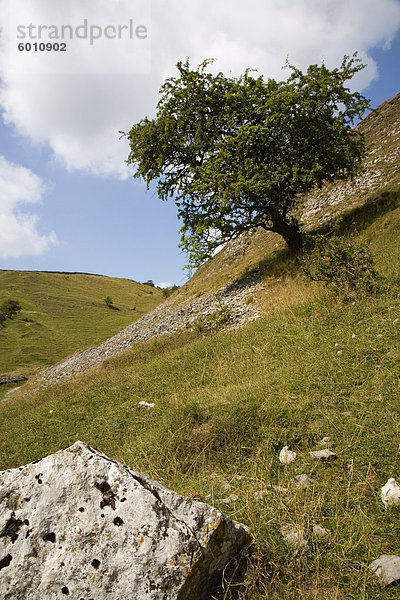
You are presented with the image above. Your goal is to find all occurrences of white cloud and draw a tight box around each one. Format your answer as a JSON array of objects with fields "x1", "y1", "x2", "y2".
[
  {"x1": 0, "y1": 0, "x2": 399, "y2": 177},
  {"x1": 156, "y1": 281, "x2": 173, "y2": 288},
  {"x1": 0, "y1": 156, "x2": 56, "y2": 258}
]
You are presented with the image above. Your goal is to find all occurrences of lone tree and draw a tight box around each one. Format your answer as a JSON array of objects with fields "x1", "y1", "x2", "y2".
[
  {"x1": 123, "y1": 55, "x2": 369, "y2": 266},
  {"x1": 0, "y1": 299, "x2": 22, "y2": 319}
]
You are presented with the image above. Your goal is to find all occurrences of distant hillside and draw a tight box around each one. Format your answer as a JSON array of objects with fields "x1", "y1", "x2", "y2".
[{"x1": 0, "y1": 271, "x2": 163, "y2": 377}]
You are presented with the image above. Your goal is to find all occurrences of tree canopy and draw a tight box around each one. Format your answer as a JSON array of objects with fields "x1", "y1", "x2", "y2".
[
  {"x1": 123, "y1": 55, "x2": 370, "y2": 266},
  {"x1": 1, "y1": 299, "x2": 22, "y2": 319}
]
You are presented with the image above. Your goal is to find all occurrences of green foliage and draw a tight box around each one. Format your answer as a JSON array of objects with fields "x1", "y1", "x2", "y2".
[
  {"x1": 104, "y1": 295, "x2": 114, "y2": 308},
  {"x1": 124, "y1": 54, "x2": 370, "y2": 266},
  {"x1": 1, "y1": 298, "x2": 22, "y2": 319},
  {"x1": 302, "y1": 235, "x2": 381, "y2": 298},
  {"x1": 143, "y1": 279, "x2": 155, "y2": 287},
  {"x1": 162, "y1": 285, "x2": 179, "y2": 299}
]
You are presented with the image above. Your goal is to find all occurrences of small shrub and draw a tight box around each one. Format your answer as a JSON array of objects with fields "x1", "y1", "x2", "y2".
[
  {"x1": 302, "y1": 235, "x2": 380, "y2": 299},
  {"x1": 192, "y1": 305, "x2": 232, "y2": 334},
  {"x1": 104, "y1": 296, "x2": 113, "y2": 308},
  {"x1": 0, "y1": 299, "x2": 22, "y2": 319}
]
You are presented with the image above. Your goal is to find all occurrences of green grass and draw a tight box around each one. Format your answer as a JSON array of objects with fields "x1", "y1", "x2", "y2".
[
  {"x1": 0, "y1": 271, "x2": 163, "y2": 378},
  {"x1": 1, "y1": 96, "x2": 400, "y2": 600},
  {"x1": 1, "y1": 198, "x2": 400, "y2": 598}
]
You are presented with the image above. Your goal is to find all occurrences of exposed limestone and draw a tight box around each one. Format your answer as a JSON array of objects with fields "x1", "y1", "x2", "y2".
[
  {"x1": 279, "y1": 446, "x2": 297, "y2": 464},
  {"x1": 280, "y1": 525, "x2": 309, "y2": 550},
  {"x1": 380, "y1": 477, "x2": 400, "y2": 507},
  {"x1": 308, "y1": 449, "x2": 336, "y2": 460},
  {"x1": 34, "y1": 270, "x2": 263, "y2": 391},
  {"x1": 300, "y1": 94, "x2": 400, "y2": 227},
  {"x1": 369, "y1": 555, "x2": 400, "y2": 587},
  {"x1": 0, "y1": 442, "x2": 250, "y2": 600}
]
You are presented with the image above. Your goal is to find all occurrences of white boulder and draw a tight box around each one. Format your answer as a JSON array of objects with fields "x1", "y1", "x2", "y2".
[
  {"x1": 380, "y1": 478, "x2": 400, "y2": 507},
  {"x1": 0, "y1": 441, "x2": 250, "y2": 600}
]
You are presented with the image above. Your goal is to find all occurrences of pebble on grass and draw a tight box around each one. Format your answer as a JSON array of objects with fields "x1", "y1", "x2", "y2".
[
  {"x1": 280, "y1": 525, "x2": 309, "y2": 550},
  {"x1": 380, "y1": 478, "x2": 400, "y2": 507},
  {"x1": 309, "y1": 449, "x2": 336, "y2": 460},
  {"x1": 279, "y1": 446, "x2": 297, "y2": 464}
]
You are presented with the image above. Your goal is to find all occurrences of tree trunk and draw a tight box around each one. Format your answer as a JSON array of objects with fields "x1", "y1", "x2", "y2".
[{"x1": 268, "y1": 208, "x2": 303, "y2": 252}]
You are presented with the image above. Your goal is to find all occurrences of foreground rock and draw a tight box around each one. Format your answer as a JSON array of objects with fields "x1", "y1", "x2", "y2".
[
  {"x1": 0, "y1": 442, "x2": 250, "y2": 600},
  {"x1": 369, "y1": 555, "x2": 400, "y2": 587}
]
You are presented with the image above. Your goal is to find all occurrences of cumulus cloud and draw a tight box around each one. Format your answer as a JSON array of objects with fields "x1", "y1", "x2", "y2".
[
  {"x1": 0, "y1": 0, "x2": 399, "y2": 177},
  {"x1": 0, "y1": 156, "x2": 56, "y2": 258},
  {"x1": 156, "y1": 281, "x2": 173, "y2": 289}
]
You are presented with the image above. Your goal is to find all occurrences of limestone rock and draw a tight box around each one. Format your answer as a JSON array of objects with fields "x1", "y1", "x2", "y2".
[
  {"x1": 280, "y1": 525, "x2": 309, "y2": 550},
  {"x1": 292, "y1": 474, "x2": 315, "y2": 489},
  {"x1": 309, "y1": 449, "x2": 336, "y2": 460},
  {"x1": 0, "y1": 442, "x2": 250, "y2": 600},
  {"x1": 369, "y1": 555, "x2": 400, "y2": 587},
  {"x1": 279, "y1": 446, "x2": 297, "y2": 464},
  {"x1": 254, "y1": 485, "x2": 288, "y2": 500},
  {"x1": 312, "y1": 524, "x2": 330, "y2": 539},
  {"x1": 381, "y1": 478, "x2": 400, "y2": 507},
  {"x1": 317, "y1": 436, "x2": 331, "y2": 446},
  {"x1": 138, "y1": 401, "x2": 155, "y2": 409}
]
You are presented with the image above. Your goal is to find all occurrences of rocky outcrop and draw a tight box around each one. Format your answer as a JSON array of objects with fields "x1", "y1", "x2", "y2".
[
  {"x1": 301, "y1": 93, "x2": 400, "y2": 225},
  {"x1": 0, "y1": 441, "x2": 250, "y2": 600}
]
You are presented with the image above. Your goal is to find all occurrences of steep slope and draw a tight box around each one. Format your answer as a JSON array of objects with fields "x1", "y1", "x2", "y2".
[
  {"x1": 0, "y1": 271, "x2": 162, "y2": 378},
  {"x1": 2, "y1": 204, "x2": 400, "y2": 598},
  {"x1": 31, "y1": 92, "x2": 400, "y2": 390},
  {"x1": 1, "y1": 94, "x2": 400, "y2": 600},
  {"x1": 176, "y1": 92, "x2": 400, "y2": 301}
]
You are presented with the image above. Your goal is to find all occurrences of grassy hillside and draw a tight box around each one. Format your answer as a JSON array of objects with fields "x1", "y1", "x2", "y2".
[
  {"x1": 1, "y1": 95, "x2": 400, "y2": 598},
  {"x1": 0, "y1": 271, "x2": 162, "y2": 378},
  {"x1": 1, "y1": 192, "x2": 400, "y2": 598}
]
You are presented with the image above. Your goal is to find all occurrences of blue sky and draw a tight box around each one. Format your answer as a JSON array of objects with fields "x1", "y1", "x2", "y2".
[{"x1": 0, "y1": 0, "x2": 400, "y2": 287}]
